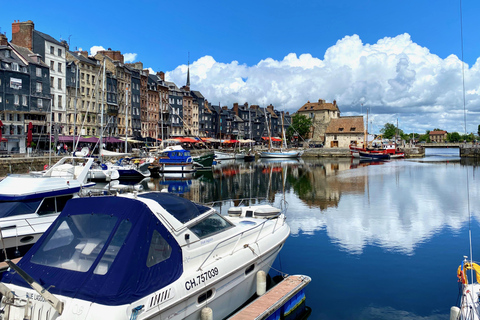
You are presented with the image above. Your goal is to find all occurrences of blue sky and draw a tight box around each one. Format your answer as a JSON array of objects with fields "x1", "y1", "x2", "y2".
[{"x1": 2, "y1": 0, "x2": 480, "y2": 134}]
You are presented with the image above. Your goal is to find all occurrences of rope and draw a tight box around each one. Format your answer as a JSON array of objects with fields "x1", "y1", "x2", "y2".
[{"x1": 129, "y1": 305, "x2": 144, "y2": 320}]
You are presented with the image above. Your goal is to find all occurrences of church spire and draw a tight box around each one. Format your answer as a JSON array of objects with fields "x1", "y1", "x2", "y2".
[{"x1": 186, "y1": 52, "x2": 190, "y2": 87}]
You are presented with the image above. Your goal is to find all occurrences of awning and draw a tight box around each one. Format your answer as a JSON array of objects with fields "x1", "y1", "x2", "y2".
[
  {"x1": 119, "y1": 137, "x2": 143, "y2": 143},
  {"x1": 173, "y1": 137, "x2": 198, "y2": 143}
]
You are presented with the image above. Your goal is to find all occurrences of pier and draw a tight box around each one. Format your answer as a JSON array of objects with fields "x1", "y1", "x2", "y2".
[{"x1": 228, "y1": 275, "x2": 311, "y2": 320}]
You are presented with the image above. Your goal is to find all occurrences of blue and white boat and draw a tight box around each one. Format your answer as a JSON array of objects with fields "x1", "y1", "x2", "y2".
[
  {"x1": 0, "y1": 192, "x2": 290, "y2": 320},
  {"x1": 153, "y1": 145, "x2": 196, "y2": 173},
  {"x1": 0, "y1": 156, "x2": 94, "y2": 257}
]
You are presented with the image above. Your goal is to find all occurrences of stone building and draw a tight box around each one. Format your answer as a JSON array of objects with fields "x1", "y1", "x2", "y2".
[
  {"x1": 324, "y1": 116, "x2": 364, "y2": 148},
  {"x1": 429, "y1": 130, "x2": 447, "y2": 143},
  {"x1": 296, "y1": 99, "x2": 340, "y2": 144},
  {"x1": 66, "y1": 51, "x2": 100, "y2": 137}
]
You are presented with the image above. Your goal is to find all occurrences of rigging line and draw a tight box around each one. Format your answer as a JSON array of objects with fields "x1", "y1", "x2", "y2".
[{"x1": 459, "y1": 0, "x2": 474, "y2": 290}]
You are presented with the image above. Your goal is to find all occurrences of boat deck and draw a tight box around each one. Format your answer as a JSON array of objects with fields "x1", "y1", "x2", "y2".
[{"x1": 228, "y1": 275, "x2": 310, "y2": 320}]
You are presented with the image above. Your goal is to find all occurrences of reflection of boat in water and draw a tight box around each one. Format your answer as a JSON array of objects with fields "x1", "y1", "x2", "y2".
[
  {"x1": 158, "y1": 172, "x2": 194, "y2": 194},
  {"x1": 0, "y1": 192, "x2": 290, "y2": 320},
  {"x1": 257, "y1": 158, "x2": 304, "y2": 165}
]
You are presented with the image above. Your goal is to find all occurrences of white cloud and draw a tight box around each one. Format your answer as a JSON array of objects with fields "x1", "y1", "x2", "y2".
[
  {"x1": 147, "y1": 67, "x2": 155, "y2": 75},
  {"x1": 165, "y1": 33, "x2": 480, "y2": 134},
  {"x1": 89, "y1": 45, "x2": 106, "y2": 56},
  {"x1": 124, "y1": 53, "x2": 137, "y2": 63}
]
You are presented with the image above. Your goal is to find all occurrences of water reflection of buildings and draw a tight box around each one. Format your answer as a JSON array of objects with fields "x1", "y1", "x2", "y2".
[{"x1": 296, "y1": 159, "x2": 368, "y2": 211}]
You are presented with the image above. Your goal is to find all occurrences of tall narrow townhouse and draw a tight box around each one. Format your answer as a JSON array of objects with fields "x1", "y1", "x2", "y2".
[
  {"x1": 147, "y1": 74, "x2": 160, "y2": 139},
  {"x1": 0, "y1": 34, "x2": 51, "y2": 153},
  {"x1": 126, "y1": 66, "x2": 141, "y2": 138},
  {"x1": 126, "y1": 62, "x2": 146, "y2": 138},
  {"x1": 95, "y1": 50, "x2": 131, "y2": 137},
  {"x1": 66, "y1": 51, "x2": 100, "y2": 137},
  {"x1": 165, "y1": 81, "x2": 183, "y2": 137},
  {"x1": 156, "y1": 72, "x2": 170, "y2": 139},
  {"x1": 11, "y1": 20, "x2": 68, "y2": 135}
]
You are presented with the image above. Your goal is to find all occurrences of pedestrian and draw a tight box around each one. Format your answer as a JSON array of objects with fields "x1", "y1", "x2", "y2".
[{"x1": 57, "y1": 144, "x2": 61, "y2": 155}]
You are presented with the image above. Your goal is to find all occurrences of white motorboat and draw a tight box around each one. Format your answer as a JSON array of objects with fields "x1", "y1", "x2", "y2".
[
  {"x1": 215, "y1": 151, "x2": 244, "y2": 160},
  {"x1": 0, "y1": 157, "x2": 94, "y2": 257},
  {"x1": 0, "y1": 192, "x2": 290, "y2": 320},
  {"x1": 259, "y1": 150, "x2": 303, "y2": 158}
]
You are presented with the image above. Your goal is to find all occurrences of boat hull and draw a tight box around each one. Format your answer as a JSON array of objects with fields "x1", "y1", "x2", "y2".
[{"x1": 260, "y1": 151, "x2": 301, "y2": 158}]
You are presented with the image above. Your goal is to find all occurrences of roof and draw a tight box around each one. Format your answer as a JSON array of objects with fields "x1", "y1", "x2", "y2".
[
  {"x1": 10, "y1": 44, "x2": 48, "y2": 67},
  {"x1": 297, "y1": 99, "x2": 339, "y2": 113},
  {"x1": 67, "y1": 51, "x2": 97, "y2": 65},
  {"x1": 191, "y1": 91, "x2": 204, "y2": 99},
  {"x1": 33, "y1": 30, "x2": 64, "y2": 47},
  {"x1": 429, "y1": 130, "x2": 447, "y2": 135},
  {"x1": 325, "y1": 116, "x2": 364, "y2": 134}
]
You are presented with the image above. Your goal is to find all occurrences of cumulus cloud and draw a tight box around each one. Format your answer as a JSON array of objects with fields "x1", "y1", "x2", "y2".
[
  {"x1": 147, "y1": 67, "x2": 156, "y2": 75},
  {"x1": 166, "y1": 33, "x2": 480, "y2": 133},
  {"x1": 89, "y1": 45, "x2": 106, "y2": 56},
  {"x1": 124, "y1": 53, "x2": 137, "y2": 63}
]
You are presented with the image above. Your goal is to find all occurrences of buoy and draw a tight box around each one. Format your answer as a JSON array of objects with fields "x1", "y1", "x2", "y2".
[
  {"x1": 200, "y1": 307, "x2": 213, "y2": 320},
  {"x1": 450, "y1": 306, "x2": 460, "y2": 320},
  {"x1": 257, "y1": 270, "x2": 267, "y2": 296}
]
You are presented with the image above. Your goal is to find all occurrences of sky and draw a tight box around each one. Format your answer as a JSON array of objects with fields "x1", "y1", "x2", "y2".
[{"x1": 2, "y1": 0, "x2": 480, "y2": 135}]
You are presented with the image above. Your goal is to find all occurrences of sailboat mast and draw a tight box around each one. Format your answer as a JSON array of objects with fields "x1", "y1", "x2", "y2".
[
  {"x1": 100, "y1": 60, "x2": 105, "y2": 161},
  {"x1": 73, "y1": 63, "x2": 78, "y2": 152},
  {"x1": 125, "y1": 85, "x2": 129, "y2": 153}
]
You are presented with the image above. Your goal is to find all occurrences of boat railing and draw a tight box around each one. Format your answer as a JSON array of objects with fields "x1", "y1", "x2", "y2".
[
  {"x1": 204, "y1": 197, "x2": 268, "y2": 214},
  {"x1": 197, "y1": 203, "x2": 287, "y2": 272}
]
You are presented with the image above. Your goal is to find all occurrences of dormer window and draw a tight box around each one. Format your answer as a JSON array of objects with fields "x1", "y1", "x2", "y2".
[
  {"x1": 12, "y1": 63, "x2": 19, "y2": 71},
  {"x1": 5, "y1": 50, "x2": 10, "y2": 58},
  {"x1": 338, "y1": 128, "x2": 344, "y2": 132},
  {"x1": 350, "y1": 127, "x2": 356, "y2": 131}
]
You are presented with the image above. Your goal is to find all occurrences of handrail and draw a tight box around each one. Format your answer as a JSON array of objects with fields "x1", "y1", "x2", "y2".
[{"x1": 196, "y1": 210, "x2": 286, "y2": 272}]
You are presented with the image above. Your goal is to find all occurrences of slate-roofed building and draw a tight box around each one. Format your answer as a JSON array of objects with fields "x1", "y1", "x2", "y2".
[
  {"x1": 10, "y1": 42, "x2": 51, "y2": 150},
  {"x1": 11, "y1": 20, "x2": 69, "y2": 135},
  {"x1": 296, "y1": 99, "x2": 340, "y2": 144},
  {"x1": 166, "y1": 81, "x2": 183, "y2": 137},
  {"x1": 324, "y1": 116, "x2": 364, "y2": 148}
]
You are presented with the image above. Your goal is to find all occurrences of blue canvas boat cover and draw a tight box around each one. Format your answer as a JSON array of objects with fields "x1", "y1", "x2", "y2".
[{"x1": 1, "y1": 193, "x2": 185, "y2": 306}]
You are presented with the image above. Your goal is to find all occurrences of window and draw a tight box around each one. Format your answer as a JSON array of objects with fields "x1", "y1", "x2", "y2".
[
  {"x1": 31, "y1": 214, "x2": 119, "y2": 272},
  {"x1": 14, "y1": 95, "x2": 19, "y2": 105},
  {"x1": 51, "y1": 94, "x2": 55, "y2": 107},
  {"x1": 50, "y1": 61, "x2": 54, "y2": 71},
  {"x1": 58, "y1": 96, "x2": 62, "y2": 108},
  {"x1": 36, "y1": 67, "x2": 42, "y2": 77},
  {"x1": 189, "y1": 213, "x2": 233, "y2": 239},
  {"x1": 5, "y1": 50, "x2": 10, "y2": 58},
  {"x1": 22, "y1": 95, "x2": 27, "y2": 106},
  {"x1": 94, "y1": 220, "x2": 131, "y2": 275},
  {"x1": 58, "y1": 48, "x2": 62, "y2": 57},
  {"x1": 50, "y1": 46, "x2": 54, "y2": 54},
  {"x1": 146, "y1": 230, "x2": 172, "y2": 267},
  {"x1": 12, "y1": 63, "x2": 19, "y2": 71},
  {"x1": 87, "y1": 74, "x2": 90, "y2": 83},
  {"x1": 38, "y1": 99, "x2": 43, "y2": 108},
  {"x1": 58, "y1": 78, "x2": 62, "y2": 89},
  {"x1": 57, "y1": 62, "x2": 62, "y2": 73}
]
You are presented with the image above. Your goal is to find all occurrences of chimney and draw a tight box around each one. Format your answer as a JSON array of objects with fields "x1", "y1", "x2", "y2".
[
  {"x1": 98, "y1": 49, "x2": 124, "y2": 63},
  {"x1": 267, "y1": 104, "x2": 274, "y2": 111},
  {"x1": 333, "y1": 100, "x2": 337, "y2": 106},
  {"x1": 61, "y1": 39, "x2": 69, "y2": 51},
  {"x1": 318, "y1": 99, "x2": 325, "y2": 104},
  {"x1": 76, "y1": 50, "x2": 88, "y2": 58},
  {"x1": 157, "y1": 71, "x2": 165, "y2": 81},
  {"x1": 0, "y1": 34, "x2": 8, "y2": 46},
  {"x1": 11, "y1": 20, "x2": 34, "y2": 50}
]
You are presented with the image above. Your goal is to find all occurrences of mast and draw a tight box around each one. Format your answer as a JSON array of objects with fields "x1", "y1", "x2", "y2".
[
  {"x1": 100, "y1": 59, "x2": 105, "y2": 161},
  {"x1": 125, "y1": 84, "x2": 129, "y2": 153},
  {"x1": 73, "y1": 62, "x2": 78, "y2": 153},
  {"x1": 264, "y1": 108, "x2": 272, "y2": 150}
]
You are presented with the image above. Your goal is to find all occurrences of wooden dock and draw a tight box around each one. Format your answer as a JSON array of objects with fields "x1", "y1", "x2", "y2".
[{"x1": 228, "y1": 275, "x2": 311, "y2": 320}]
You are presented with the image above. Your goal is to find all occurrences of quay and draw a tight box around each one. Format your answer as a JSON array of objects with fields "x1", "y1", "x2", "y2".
[{"x1": 228, "y1": 275, "x2": 311, "y2": 320}]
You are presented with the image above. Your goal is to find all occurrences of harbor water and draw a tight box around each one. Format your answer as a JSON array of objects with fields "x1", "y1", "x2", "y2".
[{"x1": 139, "y1": 147, "x2": 478, "y2": 320}]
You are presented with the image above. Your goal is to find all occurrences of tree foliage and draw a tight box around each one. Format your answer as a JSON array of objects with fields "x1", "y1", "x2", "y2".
[
  {"x1": 286, "y1": 114, "x2": 312, "y2": 140},
  {"x1": 380, "y1": 123, "x2": 403, "y2": 139},
  {"x1": 448, "y1": 132, "x2": 461, "y2": 142}
]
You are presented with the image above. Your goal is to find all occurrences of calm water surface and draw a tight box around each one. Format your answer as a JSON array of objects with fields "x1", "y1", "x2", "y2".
[{"x1": 144, "y1": 147, "x2": 479, "y2": 320}]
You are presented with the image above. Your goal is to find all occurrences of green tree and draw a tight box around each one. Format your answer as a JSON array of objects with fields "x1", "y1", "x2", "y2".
[
  {"x1": 448, "y1": 132, "x2": 461, "y2": 142},
  {"x1": 477, "y1": 125, "x2": 480, "y2": 137},
  {"x1": 286, "y1": 114, "x2": 312, "y2": 140},
  {"x1": 380, "y1": 123, "x2": 404, "y2": 139}
]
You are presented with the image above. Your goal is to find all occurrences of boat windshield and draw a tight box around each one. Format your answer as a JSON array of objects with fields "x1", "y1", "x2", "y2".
[
  {"x1": 31, "y1": 213, "x2": 130, "y2": 274},
  {"x1": 189, "y1": 213, "x2": 233, "y2": 239}
]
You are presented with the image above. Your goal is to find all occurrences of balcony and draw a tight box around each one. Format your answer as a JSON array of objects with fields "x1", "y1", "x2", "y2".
[{"x1": 107, "y1": 106, "x2": 119, "y2": 116}]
